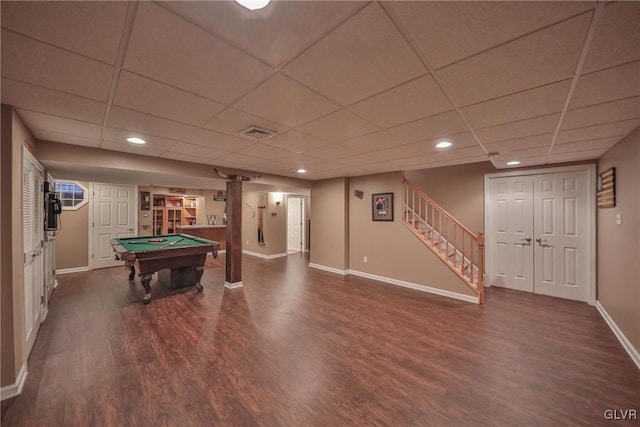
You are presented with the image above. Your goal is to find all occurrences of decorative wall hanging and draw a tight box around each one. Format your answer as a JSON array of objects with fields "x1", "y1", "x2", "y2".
[
  {"x1": 372, "y1": 192, "x2": 394, "y2": 221},
  {"x1": 597, "y1": 167, "x2": 615, "y2": 208}
]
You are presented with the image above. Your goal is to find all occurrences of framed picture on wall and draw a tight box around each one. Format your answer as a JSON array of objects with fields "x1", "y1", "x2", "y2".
[
  {"x1": 372, "y1": 192, "x2": 393, "y2": 221},
  {"x1": 140, "y1": 191, "x2": 151, "y2": 210}
]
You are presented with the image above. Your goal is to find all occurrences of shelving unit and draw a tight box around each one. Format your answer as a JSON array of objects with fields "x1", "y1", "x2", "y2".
[{"x1": 152, "y1": 195, "x2": 197, "y2": 234}]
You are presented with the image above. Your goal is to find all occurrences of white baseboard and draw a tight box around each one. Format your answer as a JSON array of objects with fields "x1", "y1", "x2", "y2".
[
  {"x1": 348, "y1": 269, "x2": 479, "y2": 304},
  {"x1": 0, "y1": 362, "x2": 27, "y2": 401},
  {"x1": 242, "y1": 250, "x2": 288, "y2": 259},
  {"x1": 224, "y1": 281, "x2": 243, "y2": 289},
  {"x1": 308, "y1": 263, "x2": 348, "y2": 275},
  {"x1": 596, "y1": 301, "x2": 640, "y2": 371},
  {"x1": 56, "y1": 266, "x2": 89, "y2": 275}
]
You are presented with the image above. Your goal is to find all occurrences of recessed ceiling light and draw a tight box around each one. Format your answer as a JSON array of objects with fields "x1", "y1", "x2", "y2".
[
  {"x1": 127, "y1": 137, "x2": 146, "y2": 145},
  {"x1": 435, "y1": 140, "x2": 452, "y2": 149},
  {"x1": 235, "y1": 0, "x2": 270, "y2": 10},
  {"x1": 507, "y1": 160, "x2": 521, "y2": 166},
  {"x1": 297, "y1": 168, "x2": 307, "y2": 174}
]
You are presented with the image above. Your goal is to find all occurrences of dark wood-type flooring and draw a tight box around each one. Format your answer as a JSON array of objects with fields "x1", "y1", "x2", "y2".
[{"x1": 2, "y1": 253, "x2": 639, "y2": 426}]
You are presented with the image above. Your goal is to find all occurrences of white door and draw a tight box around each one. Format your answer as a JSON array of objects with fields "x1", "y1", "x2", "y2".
[
  {"x1": 23, "y1": 150, "x2": 45, "y2": 356},
  {"x1": 91, "y1": 183, "x2": 136, "y2": 269},
  {"x1": 287, "y1": 197, "x2": 303, "y2": 253},
  {"x1": 485, "y1": 166, "x2": 594, "y2": 303}
]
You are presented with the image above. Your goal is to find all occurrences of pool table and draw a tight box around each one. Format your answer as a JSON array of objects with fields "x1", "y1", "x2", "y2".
[{"x1": 111, "y1": 234, "x2": 219, "y2": 304}]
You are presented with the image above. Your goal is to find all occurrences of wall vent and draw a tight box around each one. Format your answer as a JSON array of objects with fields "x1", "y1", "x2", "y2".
[{"x1": 239, "y1": 126, "x2": 277, "y2": 140}]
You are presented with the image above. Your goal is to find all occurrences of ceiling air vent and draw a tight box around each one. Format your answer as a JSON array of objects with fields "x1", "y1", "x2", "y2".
[{"x1": 239, "y1": 126, "x2": 277, "y2": 141}]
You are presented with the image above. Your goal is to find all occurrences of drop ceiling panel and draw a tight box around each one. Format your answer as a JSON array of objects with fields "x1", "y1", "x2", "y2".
[
  {"x1": 265, "y1": 131, "x2": 331, "y2": 154},
  {"x1": 348, "y1": 75, "x2": 453, "y2": 128},
  {"x1": 581, "y1": 1, "x2": 640, "y2": 73},
  {"x1": 386, "y1": 111, "x2": 468, "y2": 144},
  {"x1": 556, "y1": 119, "x2": 640, "y2": 145},
  {"x1": 437, "y1": 14, "x2": 590, "y2": 107},
  {"x1": 496, "y1": 146, "x2": 549, "y2": 161},
  {"x1": 123, "y1": 2, "x2": 274, "y2": 104},
  {"x1": 107, "y1": 106, "x2": 195, "y2": 140},
  {"x1": 384, "y1": 1, "x2": 594, "y2": 69},
  {"x1": 160, "y1": 1, "x2": 365, "y2": 68},
  {"x1": 551, "y1": 136, "x2": 621, "y2": 154},
  {"x1": 295, "y1": 109, "x2": 378, "y2": 143},
  {"x1": 102, "y1": 127, "x2": 178, "y2": 152},
  {"x1": 304, "y1": 142, "x2": 362, "y2": 161},
  {"x1": 166, "y1": 142, "x2": 229, "y2": 160},
  {"x1": 413, "y1": 132, "x2": 479, "y2": 154},
  {"x1": 548, "y1": 149, "x2": 607, "y2": 163},
  {"x1": 1, "y1": 30, "x2": 114, "y2": 101},
  {"x1": 101, "y1": 141, "x2": 166, "y2": 157},
  {"x1": 475, "y1": 114, "x2": 560, "y2": 143},
  {"x1": 211, "y1": 152, "x2": 265, "y2": 169},
  {"x1": 484, "y1": 134, "x2": 553, "y2": 154},
  {"x1": 562, "y1": 97, "x2": 640, "y2": 130},
  {"x1": 17, "y1": 109, "x2": 102, "y2": 139},
  {"x1": 113, "y1": 72, "x2": 226, "y2": 126},
  {"x1": 31, "y1": 131, "x2": 99, "y2": 148},
  {"x1": 367, "y1": 144, "x2": 424, "y2": 161},
  {"x1": 1, "y1": 78, "x2": 106, "y2": 124},
  {"x1": 461, "y1": 80, "x2": 571, "y2": 129},
  {"x1": 282, "y1": 2, "x2": 426, "y2": 105},
  {"x1": 570, "y1": 61, "x2": 640, "y2": 109},
  {"x1": 234, "y1": 73, "x2": 339, "y2": 128},
  {"x1": 339, "y1": 130, "x2": 404, "y2": 152},
  {"x1": 0, "y1": 1, "x2": 128, "y2": 64},
  {"x1": 183, "y1": 128, "x2": 254, "y2": 152},
  {"x1": 203, "y1": 108, "x2": 288, "y2": 138},
  {"x1": 235, "y1": 142, "x2": 295, "y2": 161}
]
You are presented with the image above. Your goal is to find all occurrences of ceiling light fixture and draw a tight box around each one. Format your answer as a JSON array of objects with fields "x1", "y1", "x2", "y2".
[
  {"x1": 297, "y1": 168, "x2": 307, "y2": 174},
  {"x1": 127, "y1": 137, "x2": 146, "y2": 145},
  {"x1": 507, "y1": 160, "x2": 521, "y2": 166},
  {"x1": 234, "y1": 0, "x2": 270, "y2": 10},
  {"x1": 435, "y1": 140, "x2": 452, "y2": 149}
]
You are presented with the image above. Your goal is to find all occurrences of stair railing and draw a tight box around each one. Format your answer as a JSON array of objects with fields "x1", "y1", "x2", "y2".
[{"x1": 402, "y1": 177, "x2": 485, "y2": 303}]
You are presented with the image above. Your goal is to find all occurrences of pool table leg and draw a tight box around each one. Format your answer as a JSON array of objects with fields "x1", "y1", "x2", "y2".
[
  {"x1": 128, "y1": 264, "x2": 136, "y2": 280},
  {"x1": 140, "y1": 273, "x2": 153, "y2": 304},
  {"x1": 194, "y1": 265, "x2": 204, "y2": 292}
]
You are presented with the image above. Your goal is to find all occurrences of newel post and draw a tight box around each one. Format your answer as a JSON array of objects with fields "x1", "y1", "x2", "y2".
[{"x1": 477, "y1": 232, "x2": 485, "y2": 304}]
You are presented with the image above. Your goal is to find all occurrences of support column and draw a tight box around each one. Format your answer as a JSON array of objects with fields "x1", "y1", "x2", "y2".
[{"x1": 225, "y1": 180, "x2": 243, "y2": 289}]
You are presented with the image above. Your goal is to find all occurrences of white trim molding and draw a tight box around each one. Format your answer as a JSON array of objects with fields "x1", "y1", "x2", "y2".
[
  {"x1": 56, "y1": 266, "x2": 90, "y2": 275},
  {"x1": 242, "y1": 250, "x2": 288, "y2": 259},
  {"x1": 0, "y1": 362, "x2": 27, "y2": 401},
  {"x1": 348, "y1": 269, "x2": 479, "y2": 304},
  {"x1": 308, "y1": 263, "x2": 348, "y2": 275},
  {"x1": 224, "y1": 281, "x2": 243, "y2": 289},
  {"x1": 596, "y1": 301, "x2": 640, "y2": 371}
]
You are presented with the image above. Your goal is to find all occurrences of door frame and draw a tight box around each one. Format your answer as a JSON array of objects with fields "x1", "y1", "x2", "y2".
[
  {"x1": 484, "y1": 164, "x2": 596, "y2": 305},
  {"x1": 287, "y1": 196, "x2": 306, "y2": 253},
  {"x1": 88, "y1": 182, "x2": 138, "y2": 269}
]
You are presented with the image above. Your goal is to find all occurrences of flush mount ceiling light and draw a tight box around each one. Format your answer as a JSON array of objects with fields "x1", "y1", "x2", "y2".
[
  {"x1": 127, "y1": 137, "x2": 146, "y2": 145},
  {"x1": 235, "y1": 0, "x2": 270, "y2": 10},
  {"x1": 435, "y1": 140, "x2": 452, "y2": 149},
  {"x1": 507, "y1": 160, "x2": 521, "y2": 166},
  {"x1": 297, "y1": 168, "x2": 307, "y2": 174}
]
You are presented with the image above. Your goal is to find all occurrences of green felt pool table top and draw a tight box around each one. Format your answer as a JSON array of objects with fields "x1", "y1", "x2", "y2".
[{"x1": 113, "y1": 234, "x2": 218, "y2": 252}]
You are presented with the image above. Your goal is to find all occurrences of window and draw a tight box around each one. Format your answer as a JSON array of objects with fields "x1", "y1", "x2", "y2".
[{"x1": 55, "y1": 181, "x2": 88, "y2": 210}]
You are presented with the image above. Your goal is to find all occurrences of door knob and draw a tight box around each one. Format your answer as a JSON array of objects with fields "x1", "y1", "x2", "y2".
[
  {"x1": 536, "y1": 237, "x2": 547, "y2": 244},
  {"x1": 521, "y1": 237, "x2": 532, "y2": 243}
]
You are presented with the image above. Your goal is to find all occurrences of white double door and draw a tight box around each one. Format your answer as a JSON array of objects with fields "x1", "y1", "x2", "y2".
[{"x1": 486, "y1": 166, "x2": 594, "y2": 302}]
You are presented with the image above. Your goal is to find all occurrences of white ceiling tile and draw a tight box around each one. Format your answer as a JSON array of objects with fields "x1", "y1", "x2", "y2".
[
  {"x1": 368, "y1": 144, "x2": 424, "y2": 161},
  {"x1": 556, "y1": 119, "x2": 640, "y2": 144},
  {"x1": 235, "y1": 142, "x2": 295, "y2": 161},
  {"x1": 337, "y1": 152, "x2": 381, "y2": 166},
  {"x1": 348, "y1": 75, "x2": 452, "y2": 128},
  {"x1": 570, "y1": 61, "x2": 640, "y2": 109},
  {"x1": 302, "y1": 159, "x2": 351, "y2": 171},
  {"x1": 167, "y1": 142, "x2": 229, "y2": 160},
  {"x1": 461, "y1": 80, "x2": 571, "y2": 129},
  {"x1": 547, "y1": 149, "x2": 607, "y2": 163},
  {"x1": 17, "y1": 109, "x2": 101, "y2": 138},
  {"x1": 30, "y1": 130, "x2": 99, "y2": 148},
  {"x1": 1, "y1": 78, "x2": 106, "y2": 124},
  {"x1": 582, "y1": 1, "x2": 640, "y2": 73},
  {"x1": 295, "y1": 109, "x2": 378, "y2": 143},
  {"x1": 304, "y1": 142, "x2": 362, "y2": 160},
  {"x1": 265, "y1": 131, "x2": 331, "y2": 154},
  {"x1": 0, "y1": 1, "x2": 128, "y2": 64},
  {"x1": 101, "y1": 141, "x2": 166, "y2": 157},
  {"x1": 495, "y1": 146, "x2": 550, "y2": 160},
  {"x1": 1, "y1": 30, "x2": 113, "y2": 101},
  {"x1": 484, "y1": 134, "x2": 553, "y2": 155},
  {"x1": 386, "y1": 111, "x2": 468, "y2": 144},
  {"x1": 211, "y1": 152, "x2": 264, "y2": 169},
  {"x1": 102, "y1": 127, "x2": 178, "y2": 152},
  {"x1": 436, "y1": 14, "x2": 590, "y2": 107},
  {"x1": 107, "y1": 106, "x2": 195, "y2": 140},
  {"x1": 384, "y1": 1, "x2": 594, "y2": 69},
  {"x1": 160, "y1": 1, "x2": 365, "y2": 68},
  {"x1": 183, "y1": 128, "x2": 254, "y2": 152},
  {"x1": 123, "y1": 2, "x2": 274, "y2": 104},
  {"x1": 234, "y1": 73, "x2": 339, "y2": 127},
  {"x1": 412, "y1": 132, "x2": 480, "y2": 154},
  {"x1": 475, "y1": 114, "x2": 560, "y2": 144},
  {"x1": 203, "y1": 108, "x2": 288, "y2": 138},
  {"x1": 113, "y1": 71, "x2": 226, "y2": 126},
  {"x1": 282, "y1": 2, "x2": 426, "y2": 105},
  {"x1": 562, "y1": 97, "x2": 640, "y2": 130},
  {"x1": 339, "y1": 130, "x2": 404, "y2": 152},
  {"x1": 551, "y1": 136, "x2": 621, "y2": 154}
]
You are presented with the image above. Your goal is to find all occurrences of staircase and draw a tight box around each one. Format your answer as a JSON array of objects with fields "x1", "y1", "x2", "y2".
[{"x1": 401, "y1": 178, "x2": 485, "y2": 303}]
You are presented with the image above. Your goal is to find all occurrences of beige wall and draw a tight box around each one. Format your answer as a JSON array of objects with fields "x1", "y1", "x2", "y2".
[
  {"x1": 242, "y1": 191, "x2": 287, "y2": 256},
  {"x1": 348, "y1": 172, "x2": 475, "y2": 296},
  {"x1": 200, "y1": 189, "x2": 227, "y2": 226},
  {"x1": 310, "y1": 178, "x2": 349, "y2": 270},
  {"x1": 597, "y1": 127, "x2": 640, "y2": 351},
  {"x1": 55, "y1": 184, "x2": 89, "y2": 270}
]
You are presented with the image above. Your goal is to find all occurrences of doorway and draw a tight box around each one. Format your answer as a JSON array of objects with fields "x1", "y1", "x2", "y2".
[
  {"x1": 287, "y1": 196, "x2": 305, "y2": 254},
  {"x1": 485, "y1": 165, "x2": 595, "y2": 303},
  {"x1": 89, "y1": 182, "x2": 137, "y2": 269}
]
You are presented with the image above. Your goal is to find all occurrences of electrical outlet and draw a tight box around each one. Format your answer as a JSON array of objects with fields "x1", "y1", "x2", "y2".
[
  {"x1": 616, "y1": 213, "x2": 622, "y2": 225},
  {"x1": 246, "y1": 240, "x2": 249, "y2": 245},
  {"x1": 363, "y1": 256, "x2": 368, "y2": 263}
]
